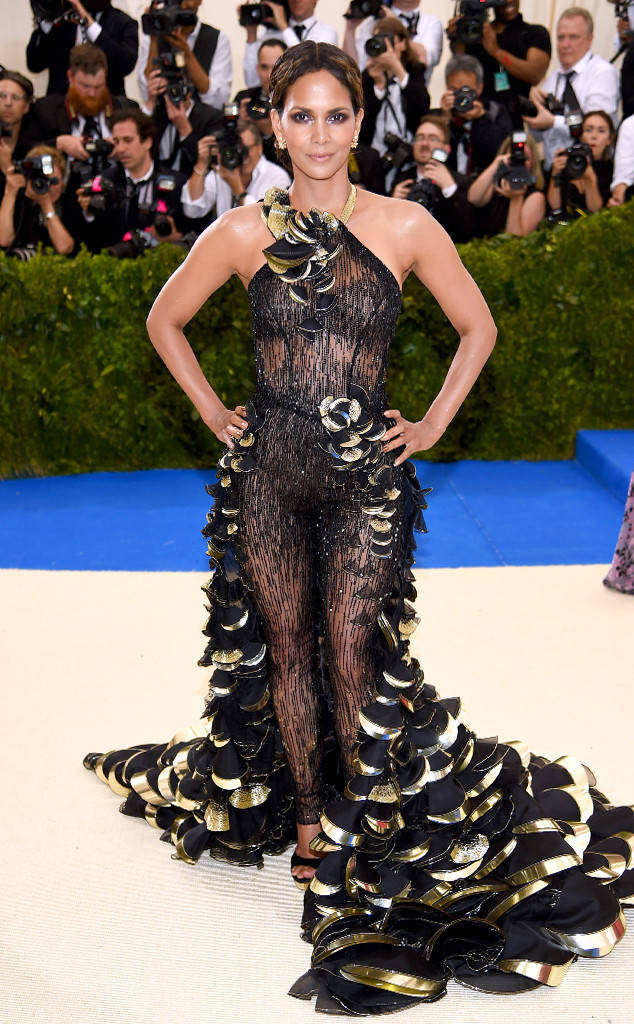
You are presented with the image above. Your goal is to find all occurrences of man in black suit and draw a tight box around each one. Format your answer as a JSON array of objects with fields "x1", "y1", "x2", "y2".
[
  {"x1": 21, "y1": 44, "x2": 136, "y2": 163},
  {"x1": 76, "y1": 107, "x2": 188, "y2": 253},
  {"x1": 145, "y1": 66, "x2": 223, "y2": 180},
  {"x1": 26, "y1": 0, "x2": 138, "y2": 98}
]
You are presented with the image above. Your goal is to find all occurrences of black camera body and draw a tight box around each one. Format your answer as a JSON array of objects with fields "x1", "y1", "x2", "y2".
[
  {"x1": 365, "y1": 33, "x2": 395, "y2": 57},
  {"x1": 494, "y1": 132, "x2": 536, "y2": 190},
  {"x1": 345, "y1": 0, "x2": 389, "y2": 19},
  {"x1": 238, "y1": 3, "x2": 275, "y2": 26},
  {"x1": 246, "y1": 94, "x2": 271, "y2": 120},
  {"x1": 74, "y1": 136, "x2": 115, "y2": 179},
  {"x1": 381, "y1": 132, "x2": 414, "y2": 175},
  {"x1": 142, "y1": 0, "x2": 197, "y2": 36},
  {"x1": 453, "y1": 84, "x2": 478, "y2": 115},
  {"x1": 210, "y1": 103, "x2": 249, "y2": 171},
  {"x1": 12, "y1": 154, "x2": 59, "y2": 195},
  {"x1": 516, "y1": 93, "x2": 565, "y2": 119},
  {"x1": 454, "y1": 0, "x2": 507, "y2": 45},
  {"x1": 80, "y1": 174, "x2": 127, "y2": 215},
  {"x1": 141, "y1": 171, "x2": 180, "y2": 235},
  {"x1": 152, "y1": 52, "x2": 191, "y2": 104},
  {"x1": 407, "y1": 178, "x2": 443, "y2": 213},
  {"x1": 562, "y1": 112, "x2": 592, "y2": 178}
]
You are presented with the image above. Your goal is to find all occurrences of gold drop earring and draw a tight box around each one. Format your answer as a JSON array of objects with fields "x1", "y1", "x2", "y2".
[{"x1": 277, "y1": 138, "x2": 287, "y2": 150}]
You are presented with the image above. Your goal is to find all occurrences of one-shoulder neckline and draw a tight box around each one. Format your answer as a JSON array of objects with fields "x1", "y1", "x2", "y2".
[{"x1": 246, "y1": 223, "x2": 402, "y2": 301}]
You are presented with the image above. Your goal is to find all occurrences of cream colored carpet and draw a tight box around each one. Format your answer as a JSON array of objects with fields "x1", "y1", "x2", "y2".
[{"x1": 1, "y1": 566, "x2": 632, "y2": 1023}]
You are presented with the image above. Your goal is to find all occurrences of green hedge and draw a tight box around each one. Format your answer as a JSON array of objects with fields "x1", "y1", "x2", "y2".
[{"x1": 1, "y1": 203, "x2": 633, "y2": 478}]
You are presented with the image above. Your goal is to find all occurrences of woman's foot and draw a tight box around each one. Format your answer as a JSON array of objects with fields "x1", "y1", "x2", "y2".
[{"x1": 291, "y1": 821, "x2": 324, "y2": 885}]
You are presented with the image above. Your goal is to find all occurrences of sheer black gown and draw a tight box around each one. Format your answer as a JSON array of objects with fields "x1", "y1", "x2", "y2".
[{"x1": 84, "y1": 187, "x2": 633, "y2": 1016}]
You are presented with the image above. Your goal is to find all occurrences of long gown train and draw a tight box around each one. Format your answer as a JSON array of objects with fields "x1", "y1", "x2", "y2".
[{"x1": 84, "y1": 188, "x2": 633, "y2": 1016}]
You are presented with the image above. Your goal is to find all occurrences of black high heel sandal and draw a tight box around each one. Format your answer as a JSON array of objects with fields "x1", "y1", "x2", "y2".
[{"x1": 290, "y1": 851, "x2": 322, "y2": 891}]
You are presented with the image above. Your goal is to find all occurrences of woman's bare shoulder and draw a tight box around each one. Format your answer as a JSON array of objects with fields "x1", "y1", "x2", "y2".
[
  {"x1": 193, "y1": 202, "x2": 272, "y2": 282},
  {"x1": 352, "y1": 189, "x2": 450, "y2": 282}
]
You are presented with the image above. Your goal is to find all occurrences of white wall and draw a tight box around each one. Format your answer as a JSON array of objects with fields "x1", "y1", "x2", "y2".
[{"x1": 0, "y1": 1, "x2": 623, "y2": 108}]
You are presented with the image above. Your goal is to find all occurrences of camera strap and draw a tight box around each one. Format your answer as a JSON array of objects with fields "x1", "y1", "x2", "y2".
[{"x1": 383, "y1": 79, "x2": 406, "y2": 139}]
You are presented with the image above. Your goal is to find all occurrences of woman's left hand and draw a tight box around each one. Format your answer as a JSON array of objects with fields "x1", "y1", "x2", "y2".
[{"x1": 382, "y1": 410, "x2": 444, "y2": 465}]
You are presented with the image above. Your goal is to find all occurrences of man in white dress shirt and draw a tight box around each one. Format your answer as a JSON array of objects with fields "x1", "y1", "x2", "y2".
[
  {"x1": 524, "y1": 7, "x2": 619, "y2": 170},
  {"x1": 343, "y1": 1, "x2": 443, "y2": 85},
  {"x1": 182, "y1": 120, "x2": 291, "y2": 220},
  {"x1": 241, "y1": 0, "x2": 338, "y2": 89},
  {"x1": 608, "y1": 113, "x2": 634, "y2": 206},
  {"x1": 138, "y1": 0, "x2": 233, "y2": 110}
]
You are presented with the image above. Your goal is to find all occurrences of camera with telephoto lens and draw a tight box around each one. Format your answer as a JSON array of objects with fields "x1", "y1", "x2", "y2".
[
  {"x1": 562, "y1": 112, "x2": 592, "y2": 178},
  {"x1": 515, "y1": 93, "x2": 565, "y2": 119},
  {"x1": 381, "y1": 132, "x2": 413, "y2": 174},
  {"x1": 238, "y1": 3, "x2": 276, "y2": 26},
  {"x1": 453, "y1": 0, "x2": 507, "y2": 45},
  {"x1": 494, "y1": 132, "x2": 536, "y2": 190},
  {"x1": 142, "y1": 0, "x2": 197, "y2": 36},
  {"x1": 152, "y1": 52, "x2": 191, "y2": 104},
  {"x1": 139, "y1": 171, "x2": 179, "y2": 236},
  {"x1": 246, "y1": 94, "x2": 271, "y2": 120},
  {"x1": 365, "y1": 33, "x2": 394, "y2": 57},
  {"x1": 107, "y1": 228, "x2": 157, "y2": 259},
  {"x1": 345, "y1": 0, "x2": 389, "y2": 18},
  {"x1": 209, "y1": 103, "x2": 249, "y2": 170},
  {"x1": 406, "y1": 147, "x2": 450, "y2": 213},
  {"x1": 452, "y1": 84, "x2": 478, "y2": 115},
  {"x1": 12, "y1": 154, "x2": 59, "y2": 195}
]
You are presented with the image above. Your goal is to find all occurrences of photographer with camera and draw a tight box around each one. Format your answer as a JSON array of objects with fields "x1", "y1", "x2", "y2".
[
  {"x1": 440, "y1": 54, "x2": 512, "y2": 176},
  {"x1": 344, "y1": 2, "x2": 443, "y2": 86},
  {"x1": 359, "y1": 16, "x2": 429, "y2": 164},
  {"x1": 608, "y1": 112, "x2": 634, "y2": 206},
  {"x1": 181, "y1": 117, "x2": 291, "y2": 221},
  {"x1": 144, "y1": 59, "x2": 223, "y2": 179},
  {"x1": 391, "y1": 114, "x2": 476, "y2": 241},
  {"x1": 234, "y1": 39, "x2": 287, "y2": 166},
  {"x1": 76, "y1": 107, "x2": 187, "y2": 253},
  {"x1": 22, "y1": 44, "x2": 133, "y2": 162},
  {"x1": 139, "y1": 0, "x2": 233, "y2": 111},
  {"x1": 447, "y1": 1, "x2": 550, "y2": 124},
  {"x1": 547, "y1": 110, "x2": 615, "y2": 216},
  {"x1": 523, "y1": 8, "x2": 619, "y2": 171},
  {"x1": 0, "y1": 144, "x2": 77, "y2": 256},
  {"x1": 467, "y1": 131, "x2": 545, "y2": 236},
  {"x1": 26, "y1": 1, "x2": 138, "y2": 98},
  {"x1": 0, "y1": 72, "x2": 35, "y2": 199},
  {"x1": 240, "y1": 2, "x2": 338, "y2": 89}
]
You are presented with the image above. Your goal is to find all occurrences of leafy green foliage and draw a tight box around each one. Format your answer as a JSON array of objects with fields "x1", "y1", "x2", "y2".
[{"x1": 1, "y1": 204, "x2": 632, "y2": 477}]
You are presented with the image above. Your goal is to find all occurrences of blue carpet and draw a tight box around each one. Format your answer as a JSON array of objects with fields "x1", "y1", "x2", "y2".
[{"x1": 1, "y1": 432, "x2": 630, "y2": 571}]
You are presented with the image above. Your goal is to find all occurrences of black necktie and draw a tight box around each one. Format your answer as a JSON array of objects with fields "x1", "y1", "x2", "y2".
[
  {"x1": 293, "y1": 24, "x2": 306, "y2": 40},
  {"x1": 561, "y1": 71, "x2": 580, "y2": 113},
  {"x1": 401, "y1": 12, "x2": 419, "y2": 37},
  {"x1": 84, "y1": 116, "x2": 101, "y2": 138}
]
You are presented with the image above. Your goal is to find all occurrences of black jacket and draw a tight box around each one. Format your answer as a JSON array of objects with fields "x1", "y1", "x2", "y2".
[
  {"x1": 392, "y1": 166, "x2": 476, "y2": 243},
  {"x1": 26, "y1": 6, "x2": 138, "y2": 97},
  {"x1": 446, "y1": 99, "x2": 513, "y2": 177},
  {"x1": 21, "y1": 93, "x2": 137, "y2": 152},
  {"x1": 359, "y1": 63, "x2": 430, "y2": 148},
  {"x1": 153, "y1": 99, "x2": 223, "y2": 179}
]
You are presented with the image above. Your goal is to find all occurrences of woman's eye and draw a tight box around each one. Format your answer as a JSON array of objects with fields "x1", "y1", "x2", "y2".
[
  {"x1": 292, "y1": 112, "x2": 309, "y2": 122},
  {"x1": 329, "y1": 113, "x2": 348, "y2": 123}
]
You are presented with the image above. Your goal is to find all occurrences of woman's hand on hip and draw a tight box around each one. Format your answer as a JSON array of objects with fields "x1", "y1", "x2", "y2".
[
  {"x1": 382, "y1": 409, "x2": 443, "y2": 465},
  {"x1": 207, "y1": 404, "x2": 249, "y2": 450}
]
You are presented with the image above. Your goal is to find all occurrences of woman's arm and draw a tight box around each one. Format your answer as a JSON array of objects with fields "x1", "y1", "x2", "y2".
[
  {"x1": 467, "y1": 155, "x2": 507, "y2": 207},
  {"x1": 382, "y1": 203, "x2": 497, "y2": 464},
  {"x1": 579, "y1": 163, "x2": 604, "y2": 213},
  {"x1": 0, "y1": 173, "x2": 21, "y2": 247},
  {"x1": 146, "y1": 210, "x2": 254, "y2": 448},
  {"x1": 505, "y1": 189, "x2": 545, "y2": 236}
]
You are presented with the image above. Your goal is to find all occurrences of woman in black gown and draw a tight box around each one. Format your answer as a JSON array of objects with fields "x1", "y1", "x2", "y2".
[{"x1": 84, "y1": 42, "x2": 633, "y2": 1016}]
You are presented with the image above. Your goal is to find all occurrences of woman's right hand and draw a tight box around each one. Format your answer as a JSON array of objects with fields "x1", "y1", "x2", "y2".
[{"x1": 207, "y1": 404, "x2": 249, "y2": 450}]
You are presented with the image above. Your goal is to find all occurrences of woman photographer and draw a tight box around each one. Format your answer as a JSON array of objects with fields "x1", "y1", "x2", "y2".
[
  {"x1": 358, "y1": 16, "x2": 429, "y2": 159},
  {"x1": 0, "y1": 145, "x2": 77, "y2": 256},
  {"x1": 547, "y1": 110, "x2": 615, "y2": 216},
  {"x1": 467, "y1": 132, "x2": 545, "y2": 237}
]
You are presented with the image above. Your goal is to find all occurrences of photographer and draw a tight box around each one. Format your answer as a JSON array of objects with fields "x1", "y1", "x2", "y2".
[
  {"x1": 26, "y1": 0, "x2": 138, "y2": 98},
  {"x1": 144, "y1": 63, "x2": 223, "y2": 178},
  {"x1": 523, "y1": 8, "x2": 619, "y2": 171},
  {"x1": 547, "y1": 110, "x2": 615, "y2": 215},
  {"x1": 234, "y1": 38, "x2": 287, "y2": 166},
  {"x1": 0, "y1": 145, "x2": 77, "y2": 256},
  {"x1": 0, "y1": 72, "x2": 35, "y2": 198},
  {"x1": 359, "y1": 17, "x2": 430, "y2": 160},
  {"x1": 440, "y1": 54, "x2": 512, "y2": 175},
  {"x1": 609, "y1": 112, "x2": 634, "y2": 206},
  {"x1": 447, "y1": 1, "x2": 550, "y2": 124},
  {"x1": 622, "y1": 40, "x2": 634, "y2": 120},
  {"x1": 22, "y1": 44, "x2": 134, "y2": 161},
  {"x1": 139, "y1": 0, "x2": 233, "y2": 110},
  {"x1": 240, "y1": 2, "x2": 338, "y2": 89},
  {"x1": 181, "y1": 118, "x2": 290, "y2": 220},
  {"x1": 76, "y1": 107, "x2": 187, "y2": 252},
  {"x1": 345, "y1": 2, "x2": 443, "y2": 85},
  {"x1": 391, "y1": 114, "x2": 476, "y2": 242},
  {"x1": 467, "y1": 132, "x2": 545, "y2": 236}
]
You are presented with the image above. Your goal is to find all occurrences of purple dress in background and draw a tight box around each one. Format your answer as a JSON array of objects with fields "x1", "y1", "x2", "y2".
[{"x1": 604, "y1": 471, "x2": 634, "y2": 594}]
